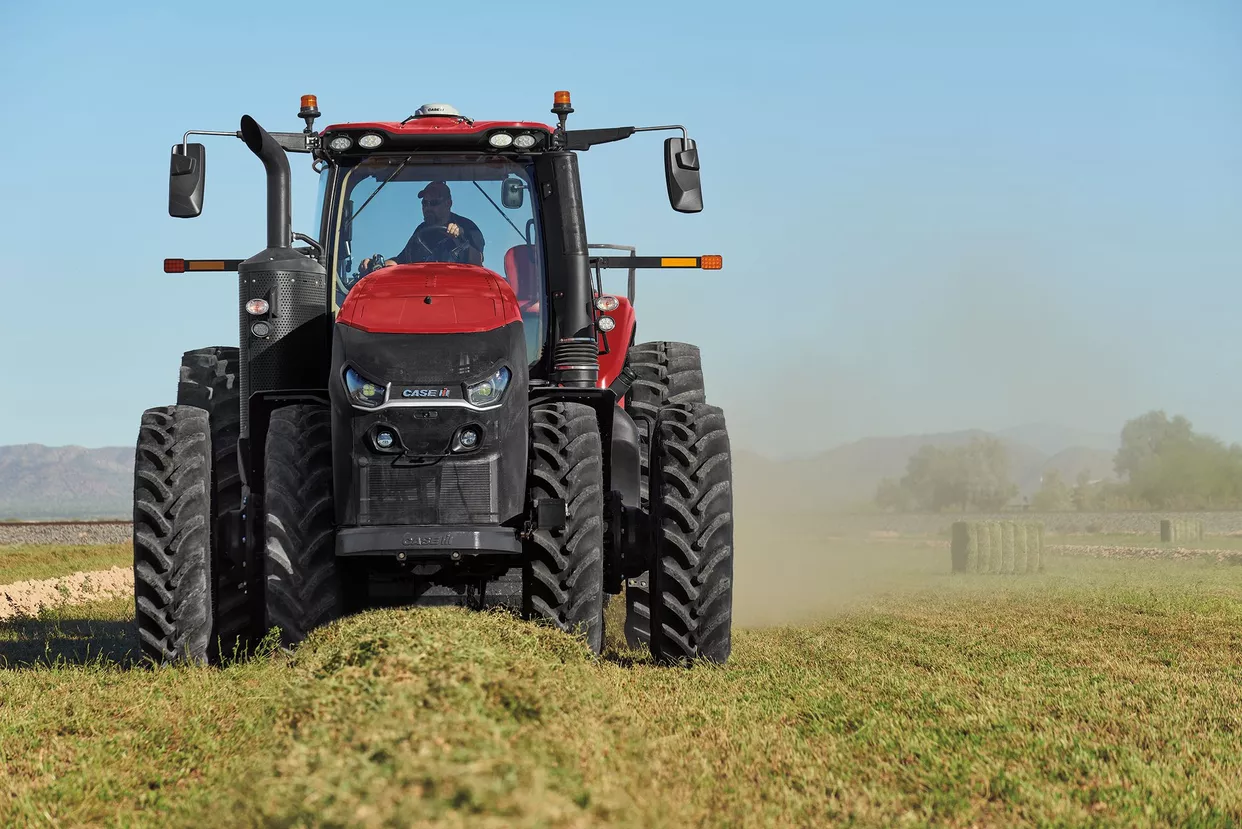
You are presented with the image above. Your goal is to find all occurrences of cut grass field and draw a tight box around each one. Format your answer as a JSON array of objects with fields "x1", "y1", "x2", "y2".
[
  {"x1": 0, "y1": 543, "x2": 131, "y2": 585},
  {"x1": 2, "y1": 523, "x2": 1241, "y2": 827},
  {"x1": 1049, "y1": 532, "x2": 1242, "y2": 551}
]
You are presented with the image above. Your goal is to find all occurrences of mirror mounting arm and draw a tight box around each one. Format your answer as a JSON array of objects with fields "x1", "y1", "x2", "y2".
[
  {"x1": 632, "y1": 124, "x2": 689, "y2": 141},
  {"x1": 179, "y1": 129, "x2": 241, "y2": 152}
]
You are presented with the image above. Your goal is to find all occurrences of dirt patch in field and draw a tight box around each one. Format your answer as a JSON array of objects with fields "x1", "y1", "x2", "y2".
[{"x1": 0, "y1": 567, "x2": 132, "y2": 620}]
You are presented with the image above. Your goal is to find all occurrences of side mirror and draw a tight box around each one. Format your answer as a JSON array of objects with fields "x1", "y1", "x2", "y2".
[
  {"x1": 664, "y1": 137, "x2": 703, "y2": 213},
  {"x1": 501, "y1": 177, "x2": 525, "y2": 209},
  {"x1": 169, "y1": 143, "x2": 206, "y2": 218}
]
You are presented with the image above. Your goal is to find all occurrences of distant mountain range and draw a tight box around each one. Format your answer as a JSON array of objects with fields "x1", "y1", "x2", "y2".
[
  {"x1": 0, "y1": 422, "x2": 1122, "y2": 519},
  {"x1": 0, "y1": 444, "x2": 134, "y2": 520}
]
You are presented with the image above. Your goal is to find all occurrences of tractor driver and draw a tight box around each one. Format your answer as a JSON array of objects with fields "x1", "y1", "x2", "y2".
[{"x1": 361, "y1": 180, "x2": 485, "y2": 272}]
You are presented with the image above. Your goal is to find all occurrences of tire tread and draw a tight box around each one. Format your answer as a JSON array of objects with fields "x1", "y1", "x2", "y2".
[{"x1": 649, "y1": 402, "x2": 734, "y2": 664}]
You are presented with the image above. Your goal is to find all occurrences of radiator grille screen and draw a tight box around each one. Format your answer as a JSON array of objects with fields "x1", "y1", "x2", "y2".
[{"x1": 360, "y1": 456, "x2": 498, "y2": 525}]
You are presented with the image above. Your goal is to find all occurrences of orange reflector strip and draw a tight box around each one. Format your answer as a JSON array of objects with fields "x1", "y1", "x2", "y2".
[
  {"x1": 660, "y1": 257, "x2": 698, "y2": 268},
  {"x1": 164, "y1": 258, "x2": 241, "y2": 273},
  {"x1": 700, "y1": 255, "x2": 723, "y2": 270}
]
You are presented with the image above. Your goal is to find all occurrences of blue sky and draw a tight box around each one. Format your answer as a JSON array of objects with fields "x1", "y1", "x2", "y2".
[{"x1": 1, "y1": 0, "x2": 1239, "y2": 459}]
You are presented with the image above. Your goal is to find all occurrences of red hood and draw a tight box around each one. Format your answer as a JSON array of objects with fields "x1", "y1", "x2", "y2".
[{"x1": 336, "y1": 263, "x2": 521, "y2": 334}]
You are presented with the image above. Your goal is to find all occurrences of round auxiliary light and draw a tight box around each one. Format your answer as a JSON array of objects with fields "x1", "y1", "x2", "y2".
[
  {"x1": 459, "y1": 427, "x2": 480, "y2": 448},
  {"x1": 513, "y1": 134, "x2": 537, "y2": 149},
  {"x1": 328, "y1": 135, "x2": 352, "y2": 151},
  {"x1": 358, "y1": 133, "x2": 383, "y2": 149},
  {"x1": 245, "y1": 298, "x2": 269, "y2": 315},
  {"x1": 488, "y1": 132, "x2": 514, "y2": 148},
  {"x1": 375, "y1": 431, "x2": 395, "y2": 449},
  {"x1": 597, "y1": 315, "x2": 616, "y2": 332},
  {"x1": 250, "y1": 321, "x2": 272, "y2": 338},
  {"x1": 595, "y1": 295, "x2": 620, "y2": 312}
]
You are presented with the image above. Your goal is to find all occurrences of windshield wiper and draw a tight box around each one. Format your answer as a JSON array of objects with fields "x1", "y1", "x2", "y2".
[
  {"x1": 352, "y1": 158, "x2": 411, "y2": 220},
  {"x1": 472, "y1": 181, "x2": 527, "y2": 243}
]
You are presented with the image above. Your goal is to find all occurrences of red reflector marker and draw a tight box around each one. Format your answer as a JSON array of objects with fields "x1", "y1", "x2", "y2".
[
  {"x1": 701, "y1": 255, "x2": 723, "y2": 270},
  {"x1": 164, "y1": 258, "x2": 186, "y2": 273}
]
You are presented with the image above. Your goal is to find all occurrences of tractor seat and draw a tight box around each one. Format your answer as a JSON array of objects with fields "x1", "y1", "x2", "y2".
[{"x1": 503, "y1": 244, "x2": 542, "y2": 314}]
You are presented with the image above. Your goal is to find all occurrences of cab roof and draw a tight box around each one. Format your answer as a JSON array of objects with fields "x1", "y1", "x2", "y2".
[
  {"x1": 321, "y1": 118, "x2": 554, "y2": 136},
  {"x1": 317, "y1": 102, "x2": 553, "y2": 154}
]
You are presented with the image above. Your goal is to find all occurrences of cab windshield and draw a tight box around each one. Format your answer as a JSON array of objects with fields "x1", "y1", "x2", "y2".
[{"x1": 328, "y1": 155, "x2": 546, "y2": 362}]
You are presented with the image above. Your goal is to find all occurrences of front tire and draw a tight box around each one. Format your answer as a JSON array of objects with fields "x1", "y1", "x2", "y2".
[
  {"x1": 132, "y1": 405, "x2": 215, "y2": 666},
  {"x1": 648, "y1": 402, "x2": 734, "y2": 665},
  {"x1": 262, "y1": 404, "x2": 343, "y2": 648},
  {"x1": 523, "y1": 401, "x2": 606, "y2": 654}
]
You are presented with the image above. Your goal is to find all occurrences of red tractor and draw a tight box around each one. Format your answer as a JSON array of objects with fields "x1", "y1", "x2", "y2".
[{"x1": 136, "y1": 92, "x2": 732, "y2": 667}]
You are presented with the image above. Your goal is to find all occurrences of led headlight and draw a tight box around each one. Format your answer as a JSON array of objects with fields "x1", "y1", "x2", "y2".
[
  {"x1": 488, "y1": 132, "x2": 514, "y2": 148},
  {"x1": 358, "y1": 133, "x2": 384, "y2": 149},
  {"x1": 465, "y1": 367, "x2": 511, "y2": 406},
  {"x1": 513, "y1": 134, "x2": 537, "y2": 149},
  {"x1": 344, "y1": 366, "x2": 386, "y2": 408},
  {"x1": 328, "y1": 135, "x2": 352, "y2": 151}
]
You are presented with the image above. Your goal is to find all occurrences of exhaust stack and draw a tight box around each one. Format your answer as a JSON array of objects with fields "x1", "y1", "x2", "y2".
[{"x1": 239, "y1": 115, "x2": 292, "y2": 250}]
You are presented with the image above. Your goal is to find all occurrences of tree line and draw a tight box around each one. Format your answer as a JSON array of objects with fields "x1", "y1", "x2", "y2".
[{"x1": 874, "y1": 411, "x2": 1242, "y2": 512}]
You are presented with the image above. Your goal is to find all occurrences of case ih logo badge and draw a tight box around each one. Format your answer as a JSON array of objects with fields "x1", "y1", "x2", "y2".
[
  {"x1": 402, "y1": 534, "x2": 452, "y2": 547},
  {"x1": 402, "y1": 387, "x2": 451, "y2": 398}
]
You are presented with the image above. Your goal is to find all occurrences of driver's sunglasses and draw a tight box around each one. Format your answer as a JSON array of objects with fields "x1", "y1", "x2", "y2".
[{"x1": 423, "y1": 197, "x2": 447, "y2": 207}]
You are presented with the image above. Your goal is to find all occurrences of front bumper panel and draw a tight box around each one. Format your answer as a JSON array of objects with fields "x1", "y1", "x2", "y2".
[{"x1": 336, "y1": 524, "x2": 523, "y2": 557}]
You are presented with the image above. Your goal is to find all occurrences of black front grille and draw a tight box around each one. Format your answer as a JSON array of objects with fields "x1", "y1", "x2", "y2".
[{"x1": 360, "y1": 456, "x2": 498, "y2": 525}]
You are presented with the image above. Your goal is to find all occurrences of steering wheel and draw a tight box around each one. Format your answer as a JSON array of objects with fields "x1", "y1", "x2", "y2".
[{"x1": 410, "y1": 225, "x2": 471, "y2": 263}]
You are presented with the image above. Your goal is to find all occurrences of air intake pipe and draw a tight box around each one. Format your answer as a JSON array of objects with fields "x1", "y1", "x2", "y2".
[{"x1": 239, "y1": 115, "x2": 292, "y2": 250}]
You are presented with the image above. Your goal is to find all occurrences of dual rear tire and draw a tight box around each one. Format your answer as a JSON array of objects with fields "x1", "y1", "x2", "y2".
[
  {"x1": 623, "y1": 342, "x2": 735, "y2": 664},
  {"x1": 133, "y1": 348, "x2": 251, "y2": 666}
]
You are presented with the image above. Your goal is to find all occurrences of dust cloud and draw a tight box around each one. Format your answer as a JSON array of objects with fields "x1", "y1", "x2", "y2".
[
  {"x1": 729, "y1": 488, "x2": 948, "y2": 628},
  {"x1": 713, "y1": 240, "x2": 1148, "y2": 462}
]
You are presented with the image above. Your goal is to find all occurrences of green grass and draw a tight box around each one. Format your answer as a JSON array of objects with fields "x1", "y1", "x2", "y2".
[
  {"x1": 2, "y1": 543, "x2": 1241, "y2": 827},
  {"x1": 0, "y1": 543, "x2": 131, "y2": 584}
]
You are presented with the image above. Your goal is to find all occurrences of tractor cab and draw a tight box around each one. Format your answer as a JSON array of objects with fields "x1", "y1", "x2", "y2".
[{"x1": 321, "y1": 147, "x2": 549, "y2": 365}]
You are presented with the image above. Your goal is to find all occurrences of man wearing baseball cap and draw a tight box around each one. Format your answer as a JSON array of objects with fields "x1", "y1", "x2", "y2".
[{"x1": 361, "y1": 180, "x2": 485, "y2": 271}]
